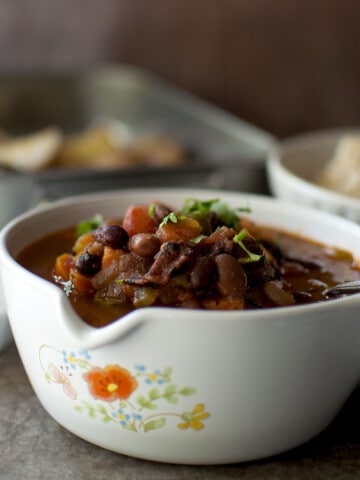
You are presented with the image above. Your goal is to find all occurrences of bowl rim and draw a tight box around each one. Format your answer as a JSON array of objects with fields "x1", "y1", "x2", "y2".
[{"x1": 267, "y1": 127, "x2": 360, "y2": 209}]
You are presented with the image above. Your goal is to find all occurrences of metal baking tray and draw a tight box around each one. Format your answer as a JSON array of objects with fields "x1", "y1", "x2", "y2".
[{"x1": 0, "y1": 65, "x2": 275, "y2": 202}]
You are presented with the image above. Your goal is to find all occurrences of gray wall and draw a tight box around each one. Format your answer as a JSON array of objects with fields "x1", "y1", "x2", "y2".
[{"x1": 0, "y1": 0, "x2": 359, "y2": 137}]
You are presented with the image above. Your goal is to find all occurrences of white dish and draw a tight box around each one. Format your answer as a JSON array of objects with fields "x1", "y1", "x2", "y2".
[
  {"x1": 0, "y1": 284, "x2": 11, "y2": 350},
  {"x1": 0, "y1": 188, "x2": 359, "y2": 464},
  {"x1": 0, "y1": 173, "x2": 36, "y2": 351},
  {"x1": 266, "y1": 128, "x2": 360, "y2": 222}
]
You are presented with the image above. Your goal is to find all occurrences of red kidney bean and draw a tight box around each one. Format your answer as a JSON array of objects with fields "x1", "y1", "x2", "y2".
[
  {"x1": 128, "y1": 233, "x2": 160, "y2": 257},
  {"x1": 215, "y1": 253, "x2": 247, "y2": 297},
  {"x1": 93, "y1": 225, "x2": 129, "y2": 249},
  {"x1": 190, "y1": 256, "x2": 216, "y2": 290},
  {"x1": 76, "y1": 252, "x2": 102, "y2": 275},
  {"x1": 263, "y1": 280, "x2": 295, "y2": 306}
]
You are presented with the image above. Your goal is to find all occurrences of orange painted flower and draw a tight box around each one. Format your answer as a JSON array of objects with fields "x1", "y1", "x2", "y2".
[{"x1": 83, "y1": 364, "x2": 137, "y2": 402}]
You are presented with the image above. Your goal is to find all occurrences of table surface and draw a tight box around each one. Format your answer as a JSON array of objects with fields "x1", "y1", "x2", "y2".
[{"x1": 0, "y1": 342, "x2": 359, "y2": 480}]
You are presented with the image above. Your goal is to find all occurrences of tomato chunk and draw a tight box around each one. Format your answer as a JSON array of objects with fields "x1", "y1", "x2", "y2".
[{"x1": 122, "y1": 204, "x2": 157, "y2": 236}]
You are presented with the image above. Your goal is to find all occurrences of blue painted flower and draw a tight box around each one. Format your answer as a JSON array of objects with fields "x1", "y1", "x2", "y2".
[
  {"x1": 112, "y1": 408, "x2": 131, "y2": 426},
  {"x1": 145, "y1": 369, "x2": 164, "y2": 385},
  {"x1": 78, "y1": 349, "x2": 91, "y2": 360},
  {"x1": 134, "y1": 364, "x2": 146, "y2": 372},
  {"x1": 132, "y1": 413, "x2": 143, "y2": 421},
  {"x1": 62, "y1": 350, "x2": 77, "y2": 370}
]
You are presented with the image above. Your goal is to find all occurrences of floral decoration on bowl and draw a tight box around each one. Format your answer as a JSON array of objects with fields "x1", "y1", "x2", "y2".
[{"x1": 39, "y1": 344, "x2": 210, "y2": 433}]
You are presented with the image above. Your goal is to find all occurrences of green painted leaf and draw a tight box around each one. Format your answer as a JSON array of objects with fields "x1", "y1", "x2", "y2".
[
  {"x1": 162, "y1": 367, "x2": 172, "y2": 380},
  {"x1": 181, "y1": 412, "x2": 192, "y2": 422},
  {"x1": 144, "y1": 417, "x2": 166, "y2": 432},
  {"x1": 178, "y1": 387, "x2": 196, "y2": 396},
  {"x1": 74, "y1": 405, "x2": 82, "y2": 412},
  {"x1": 102, "y1": 415, "x2": 112, "y2": 423},
  {"x1": 164, "y1": 384, "x2": 177, "y2": 395},
  {"x1": 136, "y1": 394, "x2": 148, "y2": 407},
  {"x1": 148, "y1": 387, "x2": 160, "y2": 400},
  {"x1": 165, "y1": 393, "x2": 178, "y2": 404},
  {"x1": 76, "y1": 359, "x2": 89, "y2": 369},
  {"x1": 98, "y1": 405, "x2": 107, "y2": 415},
  {"x1": 45, "y1": 372, "x2": 51, "y2": 383},
  {"x1": 88, "y1": 408, "x2": 96, "y2": 418},
  {"x1": 124, "y1": 423, "x2": 137, "y2": 432}
]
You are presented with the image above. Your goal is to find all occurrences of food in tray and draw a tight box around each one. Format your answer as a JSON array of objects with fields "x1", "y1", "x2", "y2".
[
  {"x1": 316, "y1": 134, "x2": 360, "y2": 198},
  {"x1": 16, "y1": 197, "x2": 360, "y2": 328},
  {"x1": 0, "y1": 123, "x2": 187, "y2": 171},
  {"x1": 0, "y1": 127, "x2": 62, "y2": 171}
]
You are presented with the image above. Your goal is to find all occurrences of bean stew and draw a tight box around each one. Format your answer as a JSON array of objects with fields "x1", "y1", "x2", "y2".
[{"x1": 16, "y1": 198, "x2": 360, "y2": 327}]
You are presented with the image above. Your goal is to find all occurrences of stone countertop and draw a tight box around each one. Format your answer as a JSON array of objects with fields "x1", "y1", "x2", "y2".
[{"x1": 0, "y1": 343, "x2": 359, "y2": 480}]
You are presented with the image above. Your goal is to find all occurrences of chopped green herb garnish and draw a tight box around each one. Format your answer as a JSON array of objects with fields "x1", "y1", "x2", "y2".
[
  {"x1": 182, "y1": 198, "x2": 219, "y2": 217},
  {"x1": 190, "y1": 234, "x2": 205, "y2": 244},
  {"x1": 76, "y1": 214, "x2": 103, "y2": 238},
  {"x1": 211, "y1": 201, "x2": 249, "y2": 230},
  {"x1": 115, "y1": 279, "x2": 125, "y2": 285},
  {"x1": 159, "y1": 212, "x2": 186, "y2": 227},
  {"x1": 148, "y1": 203, "x2": 156, "y2": 217},
  {"x1": 181, "y1": 198, "x2": 249, "y2": 230},
  {"x1": 233, "y1": 229, "x2": 263, "y2": 263},
  {"x1": 63, "y1": 280, "x2": 74, "y2": 296}
]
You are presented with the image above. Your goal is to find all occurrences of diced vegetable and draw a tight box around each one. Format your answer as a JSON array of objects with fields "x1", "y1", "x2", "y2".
[
  {"x1": 70, "y1": 271, "x2": 94, "y2": 295},
  {"x1": 54, "y1": 253, "x2": 73, "y2": 280},
  {"x1": 157, "y1": 216, "x2": 201, "y2": 243},
  {"x1": 122, "y1": 204, "x2": 157, "y2": 236}
]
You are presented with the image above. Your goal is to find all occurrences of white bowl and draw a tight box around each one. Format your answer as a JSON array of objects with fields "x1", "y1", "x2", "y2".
[
  {"x1": 0, "y1": 282, "x2": 11, "y2": 350},
  {"x1": 266, "y1": 128, "x2": 360, "y2": 223},
  {"x1": 0, "y1": 173, "x2": 36, "y2": 350},
  {"x1": 0, "y1": 188, "x2": 360, "y2": 464}
]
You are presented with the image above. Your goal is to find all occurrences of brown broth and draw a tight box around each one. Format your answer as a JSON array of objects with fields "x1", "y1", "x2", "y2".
[{"x1": 16, "y1": 225, "x2": 360, "y2": 328}]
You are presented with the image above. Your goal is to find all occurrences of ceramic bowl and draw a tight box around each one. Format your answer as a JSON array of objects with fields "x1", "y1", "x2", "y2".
[
  {"x1": 0, "y1": 173, "x2": 37, "y2": 351},
  {"x1": 266, "y1": 128, "x2": 360, "y2": 223},
  {"x1": 0, "y1": 279, "x2": 11, "y2": 351},
  {"x1": 0, "y1": 188, "x2": 360, "y2": 465}
]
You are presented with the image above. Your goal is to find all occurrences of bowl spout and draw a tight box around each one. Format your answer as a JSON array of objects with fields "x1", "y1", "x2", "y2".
[{"x1": 58, "y1": 294, "x2": 148, "y2": 349}]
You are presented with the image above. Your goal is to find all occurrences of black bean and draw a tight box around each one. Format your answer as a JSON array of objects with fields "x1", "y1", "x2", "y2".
[
  {"x1": 152, "y1": 204, "x2": 172, "y2": 224},
  {"x1": 215, "y1": 253, "x2": 247, "y2": 297},
  {"x1": 76, "y1": 252, "x2": 102, "y2": 275},
  {"x1": 128, "y1": 233, "x2": 160, "y2": 257},
  {"x1": 93, "y1": 225, "x2": 128, "y2": 249},
  {"x1": 190, "y1": 256, "x2": 216, "y2": 290}
]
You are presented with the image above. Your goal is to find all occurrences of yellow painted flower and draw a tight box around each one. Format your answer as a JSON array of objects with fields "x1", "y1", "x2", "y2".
[{"x1": 178, "y1": 403, "x2": 210, "y2": 431}]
